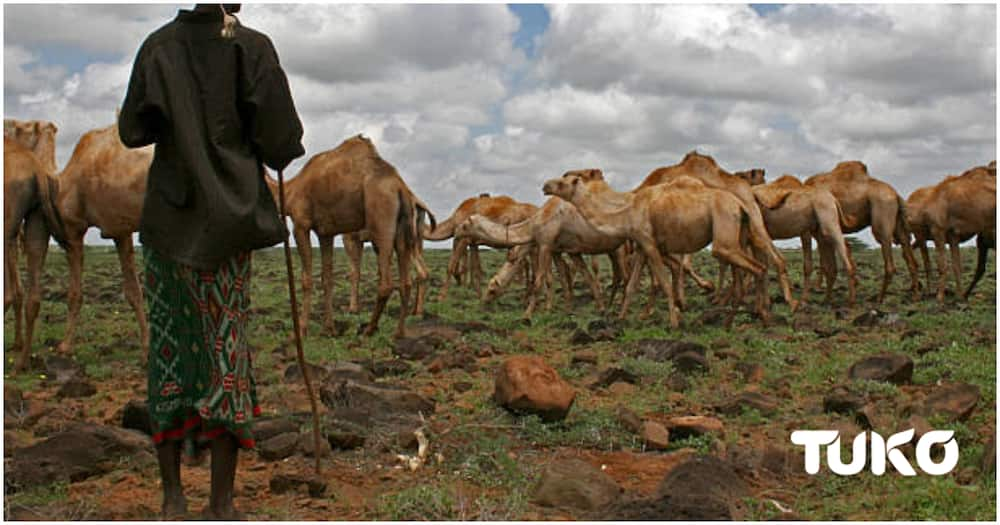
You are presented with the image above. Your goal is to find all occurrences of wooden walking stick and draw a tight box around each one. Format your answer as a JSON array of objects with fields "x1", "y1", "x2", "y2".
[{"x1": 276, "y1": 168, "x2": 323, "y2": 475}]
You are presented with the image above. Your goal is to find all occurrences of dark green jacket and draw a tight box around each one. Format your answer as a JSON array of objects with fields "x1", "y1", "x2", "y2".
[{"x1": 119, "y1": 7, "x2": 304, "y2": 270}]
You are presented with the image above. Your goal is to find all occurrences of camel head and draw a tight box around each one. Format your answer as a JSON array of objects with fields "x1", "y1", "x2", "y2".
[
  {"x1": 561, "y1": 168, "x2": 604, "y2": 183},
  {"x1": 734, "y1": 168, "x2": 766, "y2": 186},
  {"x1": 542, "y1": 173, "x2": 588, "y2": 203}
]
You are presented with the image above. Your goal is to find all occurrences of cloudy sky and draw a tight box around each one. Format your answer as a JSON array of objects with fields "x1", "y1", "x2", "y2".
[{"x1": 4, "y1": 3, "x2": 996, "y2": 246}]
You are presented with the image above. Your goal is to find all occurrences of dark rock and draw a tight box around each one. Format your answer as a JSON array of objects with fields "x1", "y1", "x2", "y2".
[
  {"x1": 393, "y1": 336, "x2": 440, "y2": 361},
  {"x1": 298, "y1": 432, "x2": 332, "y2": 458},
  {"x1": 44, "y1": 355, "x2": 84, "y2": 383},
  {"x1": 714, "y1": 349, "x2": 739, "y2": 361},
  {"x1": 673, "y1": 352, "x2": 709, "y2": 374},
  {"x1": 325, "y1": 421, "x2": 367, "y2": 450},
  {"x1": 571, "y1": 351, "x2": 599, "y2": 366},
  {"x1": 370, "y1": 359, "x2": 412, "y2": 378},
  {"x1": 916, "y1": 344, "x2": 939, "y2": 356},
  {"x1": 269, "y1": 471, "x2": 327, "y2": 498},
  {"x1": 569, "y1": 329, "x2": 595, "y2": 345},
  {"x1": 532, "y1": 458, "x2": 622, "y2": 511},
  {"x1": 634, "y1": 339, "x2": 707, "y2": 362},
  {"x1": 616, "y1": 405, "x2": 643, "y2": 434},
  {"x1": 855, "y1": 403, "x2": 890, "y2": 432},
  {"x1": 283, "y1": 362, "x2": 329, "y2": 384},
  {"x1": 4, "y1": 385, "x2": 29, "y2": 427},
  {"x1": 320, "y1": 380, "x2": 435, "y2": 417},
  {"x1": 718, "y1": 391, "x2": 779, "y2": 416},
  {"x1": 252, "y1": 417, "x2": 299, "y2": 443},
  {"x1": 735, "y1": 361, "x2": 765, "y2": 383},
  {"x1": 921, "y1": 383, "x2": 980, "y2": 421},
  {"x1": 666, "y1": 416, "x2": 724, "y2": 439},
  {"x1": 823, "y1": 387, "x2": 865, "y2": 415},
  {"x1": 6, "y1": 423, "x2": 152, "y2": 491},
  {"x1": 666, "y1": 373, "x2": 689, "y2": 392},
  {"x1": 590, "y1": 367, "x2": 639, "y2": 390},
  {"x1": 598, "y1": 492, "x2": 733, "y2": 521},
  {"x1": 452, "y1": 381, "x2": 474, "y2": 393},
  {"x1": 494, "y1": 356, "x2": 575, "y2": 422},
  {"x1": 847, "y1": 354, "x2": 913, "y2": 385},
  {"x1": 56, "y1": 376, "x2": 97, "y2": 399},
  {"x1": 121, "y1": 400, "x2": 153, "y2": 435},
  {"x1": 698, "y1": 308, "x2": 731, "y2": 327},
  {"x1": 257, "y1": 432, "x2": 299, "y2": 461},
  {"x1": 656, "y1": 455, "x2": 749, "y2": 518},
  {"x1": 327, "y1": 362, "x2": 374, "y2": 384},
  {"x1": 556, "y1": 321, "x2": 578, "y2": 331}
]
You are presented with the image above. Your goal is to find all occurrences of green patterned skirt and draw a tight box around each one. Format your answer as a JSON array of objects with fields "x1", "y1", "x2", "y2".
[{"x1": 143, "y1": 247, "x2": 260, "y2": 452}]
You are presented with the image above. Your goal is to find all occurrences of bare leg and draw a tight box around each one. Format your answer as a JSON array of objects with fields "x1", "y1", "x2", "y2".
[
  {"x1": 156, "y1": 440, "x2": 186, "y2": 519},
  {"x1": 204, "y1": 435, "x2": 242, "y2": 520}
]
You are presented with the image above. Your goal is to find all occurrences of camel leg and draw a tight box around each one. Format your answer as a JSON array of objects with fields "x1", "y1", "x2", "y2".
[
  {"x1": 437, "y1": 237, "x2": 463, "y2": 301},
  {"x1": 343, "y1": 233, "x2": 363, "y2": 313},
  {"x1": 364, "y1": 227, "x2": 396, "y2": 337},
  {"x1": 392, "y1": 235, "x2": 413, "y2": 338},
  {"x1": 470, "y1": 243, "x2": 484, "y2": 294},
  {"x1": 948, "y1": 234, "x2": 963, "y2": 298},
  {"x1": 7, "y1": 238, "x2": 25, "y2": 370},
  {"x1": 713, "y1": 259, "x2": 729, "y2": 305},
  {"x1": 411, "y1": 244, "x2": 429, "y2": 316},
  {"x1": 636, "y1": 236, "x2": 680, "y2": 328},
  {"x1": 683, "y1": 254, "x2": 714, "y2": 293},
  {"x1": 669, "y1": 256, "x2": 685, "y2": 311},
  {"x1": 800, "y1": 234, "x2": 813, "y2": 305},
  {"x1": 619, "y1": 252, "x2": 646, "y2": 320},
  {"x1": 318, "y1": 235, "x2": 335, "y2": 334},
  {"x1": 917, "y1": 238, "x2": 933, "y2": 292},
  {"x1": 817, "y1": 241, "x2": 837, "y2": 305},
  {"x1": 751, "y1": 235, "x2": 796, "y2": 312},
  {"x1": 606, "y1": 249, "x2": 626, "y2": 306},
  {"x1": 569, "y1": 253, "x2": 604, "y2": 310},
  {"x1": 525, "y1": 244, "x2": 553, "y2": 318},
  {"x1": 930, "y1": 227, "x2": 949, "y2": 303},
  {"x1": 965, "y1": 233, "x2": 993, "y2": 299},
  {"x1": 896, "y1": 224, "x2": 921, "y2": 301},
  {"x1": 641, "y1": 262, "x2": 660, "y2": 320},
  {"x1": 115, "y1": 235, "x2": 149, "y2": 365},
  {"x1": 58, "y1": 235, "x2": 85, "y2": 355},
  {"x1": 293, "y1": 225, "x2": 313, "y2": 339},
  {"x1": 552, "y1": 254, "x2": 574, "y2": 311}
]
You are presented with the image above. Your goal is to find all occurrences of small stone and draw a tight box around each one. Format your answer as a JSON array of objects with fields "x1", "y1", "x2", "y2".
[
  {"x1": 370, "y1": 359, "x2": 412, "y2": 378},
  {"x1": 252, "y1": 417, "x2": 299, "y2": 443},
  {"x1": 452, "y1": 381, "x2": 474, "y2": 393},
  {"x1": 532, "y1": 459, "x2": 622, "y2": 511},
  {"x1": 298, "y1": 432, "x2": 332, "y2": 458},
  {"x1": 589, "y1": 367, "x2": 639, "y2": 390},
  {"x1": 269, "y1": 471, "x2": 327, "y2": 498},
  {"x1": 257, "y1": 432, "x2": 299, "y2": 461},
  {"x1": 56, "y1": 377, "x2": 97, "y2": 399},
  {"x1": 735, "y1": 361, "x2": 765, "y2": 383},
  {"x1": 823, "y1": 387, "x2": 865, "y2": 415},
  {"x1": 494, "y1": 356, "x2": 576, "y2": 422},
  {"x1": 641, "y1": 421, "x2": 671, "y2": 451},
  {"x1": 718, "y1": 391, "x2": 778, "y2": 416},
  {"x1": 666, "y1": 373, "x2": 689, "y2": 392},
  {"x1": 666, "y1": 416, "x2": 724, "y2": 439},
  {"x1": 616, "y1": 405, "x2": 643, "y2": 434},
  {"x1": 570, "y1": 329, "x2": 595, "y2": 345},
  {"x1": 571, "y1": 351, "x2": 599, "y2": 366},
  {"x1": 847, "y1": 354, "x2": 913, "y2": 385},
  {"x1": 921, "y1": 382, "x2": 980, "y2": 422},
  {"x1": 283, "y1": 362, "x2": 328, "y2": 384}
]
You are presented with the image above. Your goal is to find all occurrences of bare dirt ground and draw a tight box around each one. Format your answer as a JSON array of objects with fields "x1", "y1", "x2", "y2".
[{"x1": 3, "y1": 245, "x2": 996, "y2": 520}]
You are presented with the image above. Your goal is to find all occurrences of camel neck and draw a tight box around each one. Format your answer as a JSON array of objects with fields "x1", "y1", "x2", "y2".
[{"x1": 570, "y1": 188, "x2": 635, "y2": 236}]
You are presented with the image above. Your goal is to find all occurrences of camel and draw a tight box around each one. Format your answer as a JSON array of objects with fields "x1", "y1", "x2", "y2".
[
  {"x1": 54, "y1": 122, "x2": 153, "y2": 361},
  {"x1": 542, "y1": 173, "x2": 785, "y2": 327},
  {"x1": 4, "y1": 119, "x2": 58, "y2": 172},
  {"x1": 905, "y1": 164, "x2": 996, "y2": 301},
  {"x1": 803, "y1": 161, "x2": 920, "y2": 302},
  {"x1": 4, "y1": 137, "x2": 67, "y2": 371},
  {"x1": 635, "y1": 152, "x2": 796, "y2": 310},
  {"x1": 455, "y1": 195, "x2": 630, "y2": 317},
  {"x1": 276, "y1": 134, "x2": 435, "y2": 339},
  {"x1": 906, "y1": 185, "x2": 938, "y2": 288},
  {"x1": 750, "y1": 174, "x2": 857, "y2": 305},
  {"x1": 423, "y1": 194, "x2": 538, "y2": 299}
]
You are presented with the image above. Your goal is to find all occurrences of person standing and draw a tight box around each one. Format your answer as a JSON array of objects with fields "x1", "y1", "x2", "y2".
[{"x1": 118, "y1": 4, "x2": 304, "y2": 520}]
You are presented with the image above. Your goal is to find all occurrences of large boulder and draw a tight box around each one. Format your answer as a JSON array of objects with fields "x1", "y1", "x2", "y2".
[
  {"x1": 494, "y1": 356, "x2": 576, "y2": 422},
  {"x1": 6, "y1": 423, "x2": 152, "y2": 491},
  {"x1": 252, "y1": 416, "x2": 299, "y2": 443},
  {"x1": 257, "y1": 432, "x2": 299, "y2": 461},
  {"x1": 848, "y1": 354, "x2": 913, "y2": 385},
  {"x1": 657, "y1": 455, "x2": 749, "y2": 518},
  {"x1": 532, "y1": 458, "x2": 622, "y2": 511},
  {"x1": 321, "y1": 379, "x2": 434, "y2": 417}
]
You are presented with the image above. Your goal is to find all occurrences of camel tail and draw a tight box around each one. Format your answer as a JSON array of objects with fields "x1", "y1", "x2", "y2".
[
  {"x1": 893, "y1": 194, "x2": 912, "y2": 244},
  {"x1": 413, "y1": 195, "x2": 437, "y2": 233},
  {"x1": 396, "y1": 190, "x2": 417, "y2": 253},
  {"x1": 964, "y1": 234, "x2": 993, "y2": 298},
  {"x1": 36, "y1": 171, "x2": 68, "y2": 249}
]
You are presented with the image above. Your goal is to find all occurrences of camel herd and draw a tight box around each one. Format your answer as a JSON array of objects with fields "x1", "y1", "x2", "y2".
[{"x1": 3, "y1": 115, "x2": 997, "y2": 375}]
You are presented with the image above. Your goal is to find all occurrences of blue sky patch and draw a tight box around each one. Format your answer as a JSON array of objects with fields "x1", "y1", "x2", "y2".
[{"x1": 508, "y1": 3, "x2": 549, "y2": 58}]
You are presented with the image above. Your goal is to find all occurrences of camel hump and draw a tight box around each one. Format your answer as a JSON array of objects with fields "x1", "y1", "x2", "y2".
[
  {"x1": 753, "y1": 183, "x2": 794, "y2": 210},
  {"x1": 834, "y1": 160, "x2": 869, "y2": 176},
  {"x1": 666, "y1": 175, "x2": 707, "y2": 191}
]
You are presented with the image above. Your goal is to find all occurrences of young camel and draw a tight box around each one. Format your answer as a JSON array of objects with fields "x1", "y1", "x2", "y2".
[
  {"x1": 803, "y1": 161, "x2": 920, "y2": 302},
  {"x1": 455, "y1": 195, "x2": 629, "y2": 318},
  {"x1": 750, "y1": 174, "x2": 857, "y2": 305},
  {"x1": 277, "y1": 134, "x2": 435, "y2": 339},
  {"x1": 906, "y1": 185, "x2": 940, "y2": 289},
  {"x1": 55, "y1": 121, "x2": 152, "y2": 361},
  {"x1": 906, "y1": 164, "x2": 996, "y2": 301},
  {"x1": 542, "y1": 173, "x2": 781, "y2": 327},
  {"x1": 635, "y1": 152, "x2": 796, "y2": 311},
  {"x1": 4, "y1": 137, "x2": 67, "y2": 371},
  {"x1": 423, "y1": 194, "x2": 537, "y2": 299}
]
